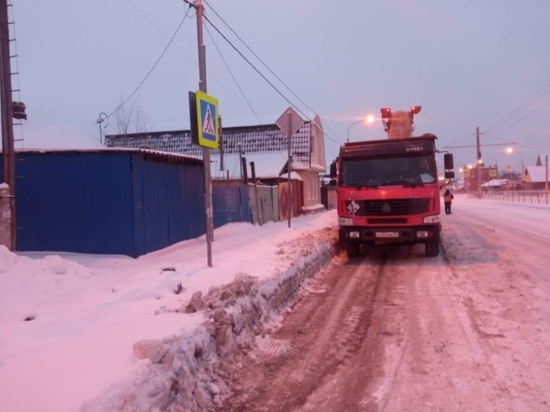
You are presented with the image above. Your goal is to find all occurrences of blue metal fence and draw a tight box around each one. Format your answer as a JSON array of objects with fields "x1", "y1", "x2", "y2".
[
  {"x1": 212, "y1": 185, "x2": 253, "y2": 227},
  {"x1": 1, "y1": 151, "x2": 269, "y2": 256},
  {"x1": 13, "y1": 152, "x2": 136, "y2": 255},
  {"x1": 1, "y1": 151, "x2": 206, "y2": 257}
]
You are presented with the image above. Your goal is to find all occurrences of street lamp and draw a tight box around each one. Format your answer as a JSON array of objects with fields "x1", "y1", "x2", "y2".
[
  {"x1": 505, "y1": 146, "x2": 524, "y2": 182},
  {"x1": 346, "y1": 115, "x2": 374, "y2": 143}
]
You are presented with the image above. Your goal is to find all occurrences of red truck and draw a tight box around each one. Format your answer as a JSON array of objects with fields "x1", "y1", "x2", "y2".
[{"x1": 330, "y1": 106, "x2": 454, "y2": 258}]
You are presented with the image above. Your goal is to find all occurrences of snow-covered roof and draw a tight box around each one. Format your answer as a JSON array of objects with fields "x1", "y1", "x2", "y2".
[
  {"x1": 211, "y1": 152, "x2": 302, "y2": 181},
  {"x1": 105, "y1": 122, "x2": 315, "y2": 168},
  {"x1": 481, "y1": 179, "x2": 510, "y2": 187}
]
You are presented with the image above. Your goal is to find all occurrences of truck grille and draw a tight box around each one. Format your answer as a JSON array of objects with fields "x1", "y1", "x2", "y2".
[
  {"x1": 367, "y1": 218, "x2": 408, "y2": 224},
  {"x1": 346, "y1": 198, "x2": 430, "y2": 216}
]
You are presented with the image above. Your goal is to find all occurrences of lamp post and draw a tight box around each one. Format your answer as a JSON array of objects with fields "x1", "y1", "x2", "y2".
[
  {"x1": 346, "y1": 115, "x2": 374, "y2": 143},
  {"x1": 520, "y1": 152, "x2": 524, "y2": 183},
  {"x1": 505, "y1": 146, "x2": 524, "y2": 187}
]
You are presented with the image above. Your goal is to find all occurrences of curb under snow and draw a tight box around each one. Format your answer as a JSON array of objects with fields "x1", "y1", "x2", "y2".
[{"x1": 81, "y1": 227, "x2": 340, "y2": 412}]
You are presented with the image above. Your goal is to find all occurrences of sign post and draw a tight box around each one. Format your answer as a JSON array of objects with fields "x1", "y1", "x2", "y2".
[
  {"x1": 189, "y1": 89, "x2": 219, "y2": 268},
  {"x1": 275, "y1": 107, "x2": 304, "y2": 228},
  {"x1": 189, "y1": 0, "x2": 219, "y2": 267}
]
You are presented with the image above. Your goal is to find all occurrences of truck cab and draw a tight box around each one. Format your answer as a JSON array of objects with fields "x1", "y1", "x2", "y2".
[{"x1": 331, "y1": 107, "x2": 454, "y2": 258}]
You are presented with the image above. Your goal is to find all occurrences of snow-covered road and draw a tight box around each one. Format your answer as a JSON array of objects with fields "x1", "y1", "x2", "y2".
[
  {"x1": 4, "y1": 196, "x2": 548, "y2": 411},
  {"x1": 218, "y1": 195, "x2": 550, "y2": 411}
]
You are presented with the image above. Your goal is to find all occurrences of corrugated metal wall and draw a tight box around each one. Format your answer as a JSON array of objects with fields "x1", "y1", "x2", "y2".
[
  {"x1": 12, "y1": 152, "x2": 135, "y2": 255},
  {"x1": 132, "y1": 154, "x2": 206, "y2": 255},
  {"x1": 212, "y1": 185, "x2": 252, "y2": 227},
  {"x1": 2, "y1": 151, "x2": 206, "y2": 257}
]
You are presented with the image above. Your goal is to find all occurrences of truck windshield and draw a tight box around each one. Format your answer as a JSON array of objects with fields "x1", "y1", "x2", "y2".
[{"x1": 340, "y1": 155, "x2": 436, "y2": 187}]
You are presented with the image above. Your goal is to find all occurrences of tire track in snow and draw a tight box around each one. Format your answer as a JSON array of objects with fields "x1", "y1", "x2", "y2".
[{"x1": 220, "y1": 252, "x2": 385, "y2": 412}]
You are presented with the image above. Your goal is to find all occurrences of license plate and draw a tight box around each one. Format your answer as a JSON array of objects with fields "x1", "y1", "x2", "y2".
[{"x1": 375, "y1": 232, "x2": 399, "y2": 238}]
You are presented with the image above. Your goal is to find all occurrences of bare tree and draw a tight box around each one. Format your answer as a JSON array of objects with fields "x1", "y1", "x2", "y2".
[
  {"x1": 113, "y1": 95, "x2": 148, "y2": 136},
  {"x1": 132, "y1": 100, "x2": 148, "y2": 134}
]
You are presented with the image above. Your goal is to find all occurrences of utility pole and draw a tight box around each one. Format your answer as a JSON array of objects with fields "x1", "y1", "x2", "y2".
[
  {"x1": 0, "y1": 0, "x2": 16, "y2": 251},
  {"x1": 286, "y1": 111, "x2": 292, "y2": 228},
  {"x1": 545, "y1": 155, "x2": 548, "y2": 192},
  {"x1": 193, "y1": 0, "x2": 214, "y2": 267},
  {"x1": 476, "y1": 126, "x2": 482, "y2": 199}
]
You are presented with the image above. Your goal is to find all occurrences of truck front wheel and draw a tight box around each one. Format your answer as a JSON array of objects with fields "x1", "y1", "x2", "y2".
[
  {"x1": 346, "y1": 242, "x2": 360, "y2": 258},
  {"x1": 425, "y1": 232, "x2": 440, "y2": 257}
]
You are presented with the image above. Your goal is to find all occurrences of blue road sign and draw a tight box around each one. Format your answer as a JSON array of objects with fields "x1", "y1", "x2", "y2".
[{"x1": 195, "y1": 90, "x2": 219, "y2": 149}]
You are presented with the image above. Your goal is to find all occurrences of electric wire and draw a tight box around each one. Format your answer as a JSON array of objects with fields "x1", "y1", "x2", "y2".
[
  {"x1": 126, "y1": 0, "x2": 196, "y2": 63},
  {"x1": 203, "y1": 23, "x2": 290, "y2": 165},
  {"x1": 199, "y1": 16, "x2": 304, "y2": 119},
  {"x1": 203, "y1": 1, "x2": 299, "y2": 99},
  {"x1": 483, "y1": 84, "x2": 550, "y2": 134},
  {"x1": 204, "y1": 23, "x2": 262, "y2": 124},
  {"x1": 125, "y1": 1, "x2": 249, "y2": 111},
  {"x1": 107, "y1": 5, "x2": 191, "y2": 119},
  {"x1": 200, "y1": 16, "x2": 318, "y2": 166},
  {"x1": 202, "y1": 0, "x2": 342, "y2": 145},
  {"x1": 443, "y1": 84, "x2": 550, "y2": 152}
]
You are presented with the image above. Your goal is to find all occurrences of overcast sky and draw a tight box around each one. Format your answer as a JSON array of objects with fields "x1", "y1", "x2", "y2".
[{"x1": 12, "y1": 0, "x2": 550, "y2": 172}]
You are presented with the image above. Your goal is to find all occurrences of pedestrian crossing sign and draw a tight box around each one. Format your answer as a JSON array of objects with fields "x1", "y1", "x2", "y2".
[{"x1": 189, "y1": 90, "x2": 219, "y2": 149}]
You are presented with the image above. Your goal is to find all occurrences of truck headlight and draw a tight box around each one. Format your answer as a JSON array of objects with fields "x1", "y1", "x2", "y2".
[
  {"x1": 423, "y1": 214, "x2": 441, "y2": 224},
  {"x1": 338, "y1": 217, "x2": 354, "y2": 226}
]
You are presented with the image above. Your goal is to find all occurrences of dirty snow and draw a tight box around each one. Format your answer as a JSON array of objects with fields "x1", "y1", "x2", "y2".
[{"x1": 0, "y1": 210, "x2": 337, "y2": 411}]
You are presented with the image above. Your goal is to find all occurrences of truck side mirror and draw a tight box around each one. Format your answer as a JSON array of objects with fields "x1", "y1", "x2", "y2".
[
  {"x1": 330, "y1": 161, "x2": 337, "y2": 178},
  {"x1": 444, "y1": 153, "x2": 454, "y2": 170},
  {"x1": 444, "y1": 153, "x2": 454, "y2": 178}
]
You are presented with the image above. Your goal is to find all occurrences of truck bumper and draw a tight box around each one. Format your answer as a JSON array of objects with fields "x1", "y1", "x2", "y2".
[{"x1": 339, "y1": 225, "x2": 440, "y2": 245}]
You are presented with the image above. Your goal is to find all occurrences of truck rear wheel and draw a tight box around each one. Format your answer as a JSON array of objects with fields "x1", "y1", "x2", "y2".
[{"x1": 346, "y1": 242, "x2": 360, "y2": 258}]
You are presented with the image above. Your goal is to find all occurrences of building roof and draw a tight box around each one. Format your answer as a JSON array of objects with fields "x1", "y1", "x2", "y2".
[{"x1": 105, "y1": 122, "x2": 315, "y2": 169}]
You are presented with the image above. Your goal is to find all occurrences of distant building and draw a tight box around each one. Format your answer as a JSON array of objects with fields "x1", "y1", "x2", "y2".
[
  {"x1": 462, "y1": 165, "x2": 498, "y2": 192},
  {"x1": 524, "y1": 165, "x2": 550, "y2": 190},
  {"x1": 481, "y1": 179, "x2": 511, "y2": 191}
]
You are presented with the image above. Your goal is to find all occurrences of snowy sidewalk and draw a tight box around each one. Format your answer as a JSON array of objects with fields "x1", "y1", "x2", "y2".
[{"x1": 0, "y1": 211, "x2": 338, "y2": 412}]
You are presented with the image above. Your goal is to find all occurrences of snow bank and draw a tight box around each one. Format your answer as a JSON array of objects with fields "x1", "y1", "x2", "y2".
[{"x1": 81, "y1": 227, "x2": 338, "y2": 411}]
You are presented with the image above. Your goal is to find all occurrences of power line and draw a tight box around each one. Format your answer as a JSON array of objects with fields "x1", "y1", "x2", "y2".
[
  {"x1": 199, "y1": 17, "x2": 302, "y2": 121},
  {"x1": 126, "y1": 0, "x2": 196, "y2": 62},
  {"x1": 442, "y1": 84, "x2": 550, "y2": 151},
  {"x1": 107, "y1": 5, "x2": 191, "y2": 119},
  {"x1": 201, "y1": 0, "x2": 342, "y2": 146},
  {"x1": 483, "y1": 84, "x2": 550, "y2": 136},
  {"x1": 443, "y1": 143, "x2": 515, "y2": 149},
  {"x1": 202, "y1": 2, "x2": 311, "y2": 109},
  {"x1": 126, "y1": 1, "x2": 254, "y2": 114},
  {"x1": 202, "y1": 24, "x2": 289, "y2": 165},
  {"x1": 203, "y1": 23, "x2": 262, "y2": 124}
]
